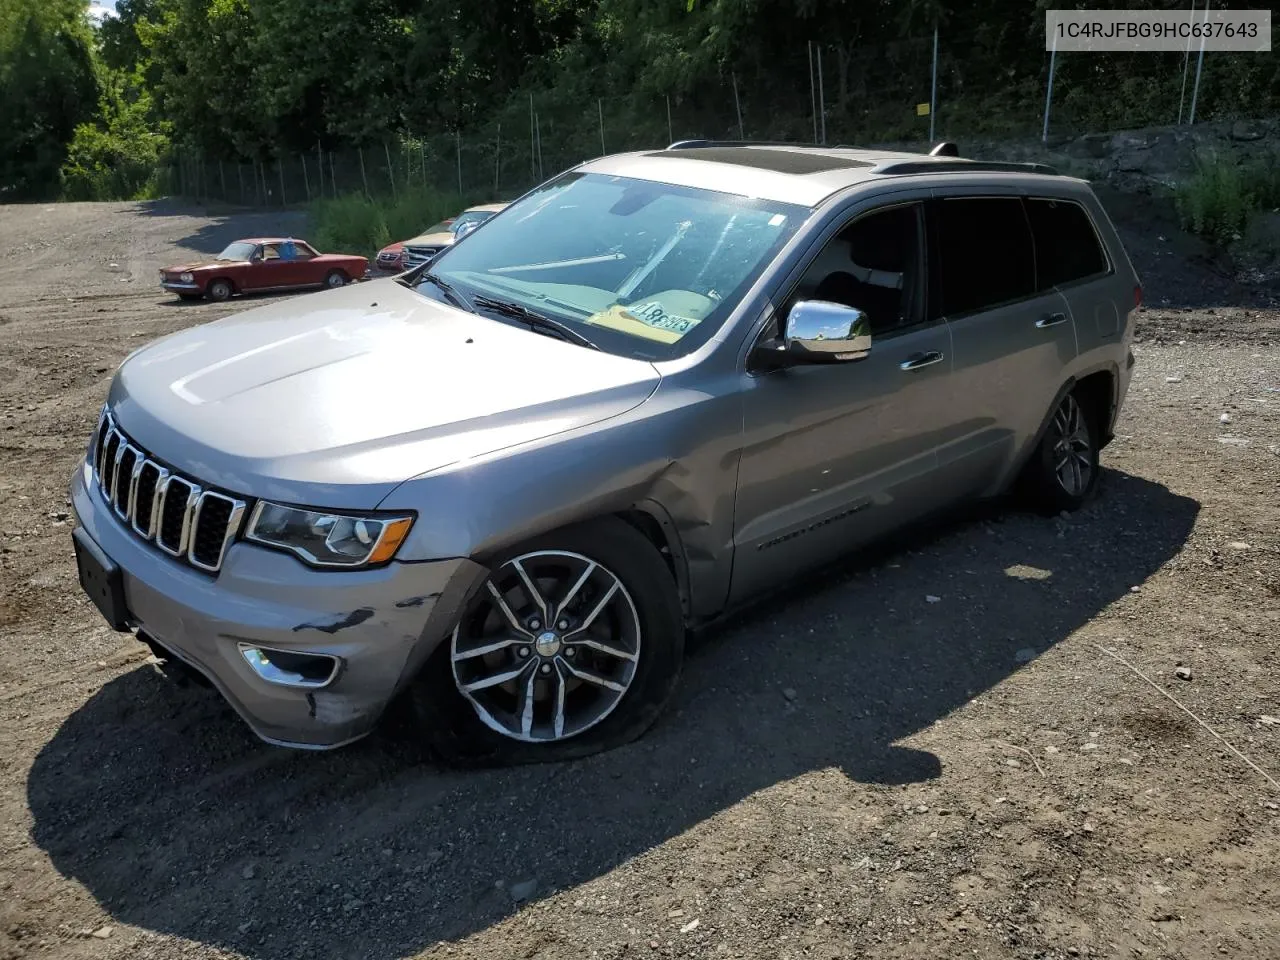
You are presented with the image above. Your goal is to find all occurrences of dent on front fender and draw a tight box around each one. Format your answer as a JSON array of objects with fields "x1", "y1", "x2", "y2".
[
  {"x1": 378, "y1": 383, "x2": 741, "y2": 622},
  {"x1": 389, "y1": 557, "x2": 490, "y2": 697}
]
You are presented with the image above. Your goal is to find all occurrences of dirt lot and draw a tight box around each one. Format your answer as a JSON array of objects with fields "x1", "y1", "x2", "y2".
[{"x1": 0, "y1": 198, "x2": 1278, "y2": 960}]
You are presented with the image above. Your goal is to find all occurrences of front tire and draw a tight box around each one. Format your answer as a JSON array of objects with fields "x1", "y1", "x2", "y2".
[
  {"x1": 1022, "y1": 389, "x2": 1101, "y2": 513},
  {"x1": 404, "y1": 518, "x2": 684, "y2": 766},
  {"x1": 207, "y1": 279, "x2": 233, "y2": 302}
]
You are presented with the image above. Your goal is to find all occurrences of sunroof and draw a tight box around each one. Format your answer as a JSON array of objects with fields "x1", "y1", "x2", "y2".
[{"x1": 644, "y1": 147, "x2": 873, "y2": 175}]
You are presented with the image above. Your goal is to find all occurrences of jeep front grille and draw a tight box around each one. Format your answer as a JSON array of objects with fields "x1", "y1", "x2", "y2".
[{"x1": 90, "y1": 409, "x2": 246, "y2": 573}]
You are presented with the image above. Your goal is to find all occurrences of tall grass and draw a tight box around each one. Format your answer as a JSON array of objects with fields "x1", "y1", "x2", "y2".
[
  {"x1": 1174, "y1": 158, "x2": 1280, "y2": 247},
  {"x1": 309, "y1": 186, "x2": 476, "y2": 257}
]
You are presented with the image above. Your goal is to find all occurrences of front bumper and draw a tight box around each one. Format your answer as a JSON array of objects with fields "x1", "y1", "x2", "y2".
[
  {"x1": 70, "y1": 461, "x2": 485, "y2": 748},
  {"x1": 161, "y1": 281, "x2": 200, "y2": 291}
]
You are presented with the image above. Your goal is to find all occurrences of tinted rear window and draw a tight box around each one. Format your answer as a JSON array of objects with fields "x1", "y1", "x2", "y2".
[
  {"x1": 1025, "y1": 198, "x2": 1109, "y2": 289},
  {"x1": 935, "y1": 197, "x2": 1036, "y2": 316}
]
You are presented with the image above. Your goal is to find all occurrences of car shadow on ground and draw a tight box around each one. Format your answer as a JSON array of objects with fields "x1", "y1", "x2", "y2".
[
  {"x1": 155, "y1": 289, "x2": 329, "y2": 309},
  {"x1": 27, "y1": 470, "x2": 1198, "y2": 959},
  {"x1": 135, "y1": 199, "x2": 311, "y2": 256}
]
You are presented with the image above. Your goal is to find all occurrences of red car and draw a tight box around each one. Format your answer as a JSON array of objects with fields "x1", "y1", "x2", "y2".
[
  {"x1": 160, "y1": 238, "x2": 369, "y2": 302},
  {"x1": 373, "y1": 212, "x2": 459, "y2": 274},
  {"x1": 374, "y1": 241, "x2": 405, "y2": 273}
]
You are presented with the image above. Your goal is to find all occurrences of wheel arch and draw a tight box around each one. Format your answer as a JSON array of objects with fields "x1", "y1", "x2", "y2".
[
  {"x1": 1072, "y1": 367, "x2": 1118, "y2": 449},
  {"x1": 464, "y1": 502, "x2": 695, "y2": 624},
  {"x1": 614, "y1": 500, "x2": 693, "y2": 621},
  {"x1": 1028, "y1": 366, "x2": 1116, "y2": 462},
  {"x1": 1003, "y1": 365, "x2": 1115, "y2": 493}
]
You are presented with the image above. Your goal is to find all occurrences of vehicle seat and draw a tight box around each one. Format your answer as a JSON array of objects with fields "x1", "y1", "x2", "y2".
[
  {"x1": 843, "y1": 231, "x2": 906, "y2": 332},
  {"x1": 813, "y1": 271, "x2": 862, "y2": 307}
]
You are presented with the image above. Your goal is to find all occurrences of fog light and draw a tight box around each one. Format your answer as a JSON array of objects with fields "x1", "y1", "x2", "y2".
[{"x1": 238, "y1": 644, "x2": 341, "y2": 688}]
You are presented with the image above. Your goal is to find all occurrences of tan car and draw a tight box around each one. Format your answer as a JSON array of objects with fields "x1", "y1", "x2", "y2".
[{"x1": 401, "y1": 202, "x2": 508, "y2": 271}]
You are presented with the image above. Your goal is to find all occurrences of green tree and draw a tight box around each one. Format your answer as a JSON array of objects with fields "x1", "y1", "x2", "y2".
[
  {"x1": 60, "y1": 63, "x2": 170, "y2": 200},
  {"x1": 99, "y1": 0, "x2": 161, "y2": 72},
  {"x1": 139, "y1": 0, "x2": 270, "y2": 158},
  {"x1": 0, "y1": 0, "x2": 100, "y2": 198}
]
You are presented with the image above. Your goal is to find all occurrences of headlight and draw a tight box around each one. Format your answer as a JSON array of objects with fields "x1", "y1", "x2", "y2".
[
  {"x1": 246, "y1": 502, "x2": 414, "y2": 568},
  {"x1": 180, "y1": 272, "x2": 194, "y2": 283}
]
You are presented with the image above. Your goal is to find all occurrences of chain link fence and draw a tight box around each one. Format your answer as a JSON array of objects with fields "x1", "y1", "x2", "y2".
[{"x1": 158, "y1": 17, "x2": 1277, "y2": 210}]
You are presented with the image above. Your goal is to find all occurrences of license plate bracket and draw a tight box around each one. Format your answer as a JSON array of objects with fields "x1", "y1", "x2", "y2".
[{"x1": 73, "y1": 527, "x2": 131, "y2": 631}]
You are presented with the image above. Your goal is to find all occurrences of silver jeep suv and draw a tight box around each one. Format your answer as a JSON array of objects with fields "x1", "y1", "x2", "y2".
[{"x1": 70, "y1": 141, "x2": 1140, "y2": 764}]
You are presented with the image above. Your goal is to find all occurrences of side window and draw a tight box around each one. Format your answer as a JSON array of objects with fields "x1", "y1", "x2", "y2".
[
  {"x1": 1025, "y1": 198, "x2": 1108, "y2": 289},
  {"x1": 934, "y1": 197, "x2": 1035, "y2": 316},
  {"x1": 261, "y1": 244, "x2": 280, "y2": 260},
  {"x1": 791, "y1": 202, "x2": 925, "y2": 336}
]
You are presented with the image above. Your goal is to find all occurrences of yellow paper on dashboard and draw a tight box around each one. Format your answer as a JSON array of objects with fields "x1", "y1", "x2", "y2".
[{"x1": 585, "y1": 301, "x2": 703, "y2": 344}]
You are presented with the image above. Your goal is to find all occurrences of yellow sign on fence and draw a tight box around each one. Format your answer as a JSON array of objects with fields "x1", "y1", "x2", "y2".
[{"x1": 916, "y1": 103, "x2": 931, "y2": 116}]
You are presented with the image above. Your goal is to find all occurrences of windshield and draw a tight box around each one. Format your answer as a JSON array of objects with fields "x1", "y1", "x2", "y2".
[
  {"x1": 414, "y1": 173, "x2": 807, "y2": 360},
  {"x1": 217, "y1": 241, "x2": 257, "y2": 262},
  {"x1": 454, "y1": 210, "x2": 493, "y2": 228}
]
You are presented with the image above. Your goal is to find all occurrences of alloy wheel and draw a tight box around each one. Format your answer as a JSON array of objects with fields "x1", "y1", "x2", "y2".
[
  {"x1": 1050, "y1": 394, "x2": 1093, "y2": 497},
  {"x1": 451, "y1": 550, "x2": 642, "y2": 743}
]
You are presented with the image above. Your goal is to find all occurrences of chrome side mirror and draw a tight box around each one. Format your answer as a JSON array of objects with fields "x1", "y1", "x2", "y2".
[{"x1": 784, "y1": 300, "x2": 872, "y2": 362}]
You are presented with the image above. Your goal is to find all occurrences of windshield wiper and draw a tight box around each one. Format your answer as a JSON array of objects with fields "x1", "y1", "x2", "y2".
[
  {"x1": 472, "y1": 295, "x2": 600, "y2": 351},
  {"x1": 417, "y1": 272, "x2": 474, "y2": 312}
]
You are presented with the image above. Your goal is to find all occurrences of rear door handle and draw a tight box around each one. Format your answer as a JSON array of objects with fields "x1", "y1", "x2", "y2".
[
  {"x1": 900, "y1": 351, "x2": 945, "y2": 372},
  {"x1": 1036, "y1": 312, "x2": 1069, "y2": 328}
]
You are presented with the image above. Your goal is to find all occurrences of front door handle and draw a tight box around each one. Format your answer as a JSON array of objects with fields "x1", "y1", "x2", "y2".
[
  {"x1": 1036, "y1": 312, "x2": 1069, "y2": 328},
  {"x1": 900, "y1": 350, "x2": 945, "y2": 372}
]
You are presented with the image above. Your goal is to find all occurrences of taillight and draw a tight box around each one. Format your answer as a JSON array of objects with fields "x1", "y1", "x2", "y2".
[{"x1": 1134, "y1": 285, "x2": 1143, "y2": 308}]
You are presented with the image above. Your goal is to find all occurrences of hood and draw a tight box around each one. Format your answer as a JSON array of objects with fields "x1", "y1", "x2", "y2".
[
  {"x1": 404, "y1": 230, "x2": 453, "y2": 248},
  {"x1": 163, "y1": 259, "x2": 239, "y2": 272},
  {"x1": 108, "y1": 279, "x2": 661, "y2": 508}
]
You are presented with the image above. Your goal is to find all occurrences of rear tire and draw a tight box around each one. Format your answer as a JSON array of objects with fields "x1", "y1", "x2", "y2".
[
  {"x1": 403, "y1": 517, "x2": 684, "y2": 767},
  {"x1": 1020, "y1": 388, "x2": 1102, "y2": 514},
  {"x1": 207, "y1": 279, "x2": 233, "y2": 302},
  {"x1": 325, "y1": 270, "x2": 348, "y2": 289}
]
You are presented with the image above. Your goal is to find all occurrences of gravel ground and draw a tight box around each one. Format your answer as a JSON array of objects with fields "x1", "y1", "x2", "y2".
[{"x1": 1, "y1": 199, "x2": 1278, "y2": 960}]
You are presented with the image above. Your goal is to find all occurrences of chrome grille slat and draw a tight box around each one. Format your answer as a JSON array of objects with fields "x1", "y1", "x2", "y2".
[
  {"x1": 131, "y1": 462, "x2": 166, "y2": 539},
  {"x1": 113, "y1": 444, "x2": 140, "y2": 519},
  {"x1": 100, "y1": 430, "x2": 122, "y2": 500},
  {"x1": 92, "y1": 408, "x2": 110, "y2": 470},
  {"x1": 89, "y1": 410, "x2": 246, "y2": 574},
  {"x1": 156, "y1": 476, "x2": 197, "y2": 557},
  {"x1": 188, "y1": 491, "x2": 245, "y2": 571}
]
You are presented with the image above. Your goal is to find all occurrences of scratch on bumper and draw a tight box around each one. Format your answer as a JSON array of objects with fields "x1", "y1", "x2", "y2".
[
  {"x1": 71, "y1": 461, "x2": 489, "y2": 750},
  {"x1": 292, "y1": 607, "x2": 376, "y2": 634}
]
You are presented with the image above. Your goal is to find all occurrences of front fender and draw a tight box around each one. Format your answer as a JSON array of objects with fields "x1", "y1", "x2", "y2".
[{"x1": 376, "y1": 383, "x2": 741, "y2": 620}]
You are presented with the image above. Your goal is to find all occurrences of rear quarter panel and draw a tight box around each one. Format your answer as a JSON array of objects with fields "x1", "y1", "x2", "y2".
[
  {"x1": 316, "y1": 254, "x2": 367, "y2": 276},
  {"x1": 1059, "y1": 186, "x2": 1139, "y2": 432}
]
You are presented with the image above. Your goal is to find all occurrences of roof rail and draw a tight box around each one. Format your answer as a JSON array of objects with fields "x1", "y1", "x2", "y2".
[
  {"x1": 929, "y1": 141, "x2": 960, "y2": 157},
  {"x1": 872, "y1": 159, "x2": 1061, "y2": 177},
  {"x1": 665, "y1": 139, "x2": 841, "y2": 150}
]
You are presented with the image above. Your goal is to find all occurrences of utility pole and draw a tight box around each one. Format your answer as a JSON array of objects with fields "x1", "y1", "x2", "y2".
[{"x1": 929, "y1": 23, "x2": 939, "y2": 142}]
